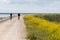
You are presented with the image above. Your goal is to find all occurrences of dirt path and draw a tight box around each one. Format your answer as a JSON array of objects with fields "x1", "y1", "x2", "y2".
[{"x1": 0, "y1": 16, "x2": 26, "y2": 40}]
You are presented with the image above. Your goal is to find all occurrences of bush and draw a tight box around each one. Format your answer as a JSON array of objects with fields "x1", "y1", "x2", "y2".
[{"x1": 34, "y1": 14, "x2": 60, "y2": 23}]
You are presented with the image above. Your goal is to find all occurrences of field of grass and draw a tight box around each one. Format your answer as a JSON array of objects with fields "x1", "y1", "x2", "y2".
[
  {"x1": 24, "y1": 14, "x2": 60, "y2": 40},
  {"x1": 33, "y1": 14, "x2": 60, "y2": 23}
]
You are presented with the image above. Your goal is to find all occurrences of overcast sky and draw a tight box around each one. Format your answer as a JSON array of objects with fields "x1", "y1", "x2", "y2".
[{"x1": 0, "y1": 0, "x2": 60, "y2": 13}]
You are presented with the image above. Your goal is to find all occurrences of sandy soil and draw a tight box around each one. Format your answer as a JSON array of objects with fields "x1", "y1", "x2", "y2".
[{"x1": 0, "y1": 16, "x2": 26, "y2": 40}]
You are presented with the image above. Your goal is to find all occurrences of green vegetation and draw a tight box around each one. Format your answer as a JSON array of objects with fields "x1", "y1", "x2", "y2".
[
  {"x1": 33, "y1": 14, "x2": 60, "y2": 23},
  {"x1": 24, "y1": 14, "x2": 60, "y2": 40}
]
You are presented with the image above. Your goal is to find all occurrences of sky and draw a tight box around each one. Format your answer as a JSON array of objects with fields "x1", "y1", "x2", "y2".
[{"x1": 0, "y1": 0, "x2": 60, "y2": 13}]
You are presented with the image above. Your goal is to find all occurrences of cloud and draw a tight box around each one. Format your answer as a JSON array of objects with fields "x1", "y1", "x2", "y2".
[
  {"x1": 10, "y1": 0, "x2": 39, "y2": 3},
  {"x1": 0, "y1": 0, "x2": 11, "y2": 4},
  {"x1": 0, "y1": 0, "x2": 60, "y2": 13}
]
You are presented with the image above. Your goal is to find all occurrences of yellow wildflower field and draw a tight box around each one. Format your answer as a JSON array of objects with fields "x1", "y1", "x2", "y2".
[{"x1": 24, "y1": 14, "x2": 60, "y2": 40}]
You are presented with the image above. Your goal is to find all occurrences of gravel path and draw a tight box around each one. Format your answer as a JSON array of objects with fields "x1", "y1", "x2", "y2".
[{"x1": 0, "y1": 16, "x2": 26, "y2": 40}]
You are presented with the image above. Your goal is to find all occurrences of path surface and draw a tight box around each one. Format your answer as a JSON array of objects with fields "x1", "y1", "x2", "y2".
[{"x1": 0, "y1": 16, "x2": 26, "y2": 40}]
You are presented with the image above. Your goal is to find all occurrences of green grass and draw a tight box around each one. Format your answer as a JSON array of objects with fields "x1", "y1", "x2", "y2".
[{"x1": 33, "y1": 14, "x2": 60, "y2": 23}]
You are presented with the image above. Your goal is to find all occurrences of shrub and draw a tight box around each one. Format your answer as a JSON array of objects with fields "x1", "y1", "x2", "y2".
[{"x1": 34, "y1": 14, "x2": 60, "y2": 23}]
